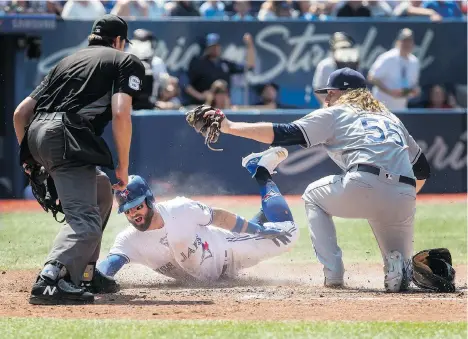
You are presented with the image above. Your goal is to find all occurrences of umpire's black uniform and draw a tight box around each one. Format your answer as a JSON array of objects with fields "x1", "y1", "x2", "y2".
[{"x1": 21, "y1": 15, "x2": 145, "y2": 305}]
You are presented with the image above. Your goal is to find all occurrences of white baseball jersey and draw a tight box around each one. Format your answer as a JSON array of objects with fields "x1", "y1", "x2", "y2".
[
  {"x1": 108, "y1": 197, "x2": 299, "y2": 281},
  {"x1": 293, "y1": 104, "x2": 421, "y2": 178}
]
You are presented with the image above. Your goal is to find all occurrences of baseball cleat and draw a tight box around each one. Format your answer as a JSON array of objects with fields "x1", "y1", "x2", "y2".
[
  {"x1": 384, "y1": 250, "x2": 411, "y2": 292},
  {"x1": 242, "y1": 147, "x2": 288, "y2": 177},
  {"x1": 80, "y1": 269, "x2": 120, "y2": 294},
  {"x1": 323, "y1": 265, "x2": 344, "y2": 288},
  {"x1": 324, "y1": 277, "x2": 344, "y2": 288},
  {"x1": 29, "y1": 276, "x2": 95, "y2": 305}
]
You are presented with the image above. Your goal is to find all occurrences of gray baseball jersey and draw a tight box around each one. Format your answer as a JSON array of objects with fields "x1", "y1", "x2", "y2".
[{"x1": 292, "y1": 104, "x2": 421, "y2": 179}]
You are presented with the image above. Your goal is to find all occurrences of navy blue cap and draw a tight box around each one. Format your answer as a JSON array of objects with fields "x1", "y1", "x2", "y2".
[
  {"x1": 205, "y1": 33, "x2": 220, "y2": 48},
  {"x1": 315, "y1": 67, "x2": 367, "y2": 94},
  {"x1": 115, "y1": 175, "x2": 155, "y2": 214}
]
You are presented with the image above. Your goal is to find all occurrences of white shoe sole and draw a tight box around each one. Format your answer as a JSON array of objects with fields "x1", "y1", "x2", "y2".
[
  {"x1": 384, "y1": 251, "x2": 404, "y2": 292},
  {"x1": 241, "y1": 147, "x2": 288, "y2": 175}
]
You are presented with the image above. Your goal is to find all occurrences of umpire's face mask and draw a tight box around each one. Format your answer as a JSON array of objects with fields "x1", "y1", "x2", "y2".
[{"x1": 125, "y1": 203, "x2": 154, "y2": 232}]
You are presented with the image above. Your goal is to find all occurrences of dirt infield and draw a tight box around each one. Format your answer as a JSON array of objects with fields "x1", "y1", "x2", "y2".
[
  {"x1": 0, "y1": 193, "x2": 466, "y2": 212},
  {"x1": 0, "y1": 263, "x2": 466, "y2": 321},
  {"x1": 1, "y1": 195, "x2": 466, "y2": 321}
]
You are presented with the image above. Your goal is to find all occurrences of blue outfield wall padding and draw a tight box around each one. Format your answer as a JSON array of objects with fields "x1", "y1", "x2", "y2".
[{"x1": 99, "y1": 110, "x2": 467, "y2": 196}]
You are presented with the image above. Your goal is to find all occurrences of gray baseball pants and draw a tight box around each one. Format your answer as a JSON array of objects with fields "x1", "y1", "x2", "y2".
[
  {"x1": 302, "y1": 170, "x2": 416, "y2": 281},
  {"x1": 27, "y1": 117, "x2": 113, "y2": 285}
]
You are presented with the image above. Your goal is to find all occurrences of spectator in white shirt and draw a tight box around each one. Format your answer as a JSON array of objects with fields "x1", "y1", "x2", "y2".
[
  {"x1": 393, "y1": 0, "x2": 443, "y2": 21},
  {"x1": 367, "y1": 0, "x2": 393, "y2": 16},
  {"x1": 367, "y1": 28, "x2": 421, "y2": 110},
  {"x1": 257, "y1": 0, "x2": 277, "y2": 20},
  {"x1": 61, "y1": 0, "x2": 106, "y2": 20},
  {"x1": 111, "y1": 0, "x2": 166, "y2": 19}
]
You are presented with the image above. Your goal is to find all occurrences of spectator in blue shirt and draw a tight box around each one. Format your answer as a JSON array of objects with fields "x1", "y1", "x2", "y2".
[
  {"x1": 199, "y1": 0, "x2": 227, "y2": 18},
  {"x1": 101, "y1": 0, "x2": 115, "y2": 14},
  {"x1": 231, "y1": 0, "x2": 255, "y2": 21},
  {"x1": 422, "y1": 0, "x2": 463, "y2": 17}
]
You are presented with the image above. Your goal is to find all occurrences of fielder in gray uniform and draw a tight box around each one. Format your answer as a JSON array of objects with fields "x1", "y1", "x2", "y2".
[{"x1": 201, "y1": 68, "x2": 431, "y2": 292}]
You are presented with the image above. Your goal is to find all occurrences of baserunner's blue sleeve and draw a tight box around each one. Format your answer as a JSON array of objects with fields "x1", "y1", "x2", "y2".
[{"x1": 97, "y1": 254, "x2": 129, "y2": 277}]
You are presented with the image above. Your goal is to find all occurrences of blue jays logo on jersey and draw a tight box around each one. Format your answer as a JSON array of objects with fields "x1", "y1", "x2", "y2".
[
  {"x1": 200, "y1": 241, "x2": 213, "y2": 265},
  {"x1": 180, "y1": 235, "x2": 213, "y2": 265},
  {"x1": 180, "y1": 235, "x2": 202, "y2": 263},
  {"x1": 263, "y1": 189, "x2": 280, "y2": 202}
]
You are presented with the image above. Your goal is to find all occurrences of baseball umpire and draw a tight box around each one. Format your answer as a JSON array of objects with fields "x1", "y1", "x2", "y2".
[
  {"x1": 13, "y1": 14, "x2": 145, "y2": 305},
  {"x1": 186, "y1": 68, "x2": 431, "y2": 293}
]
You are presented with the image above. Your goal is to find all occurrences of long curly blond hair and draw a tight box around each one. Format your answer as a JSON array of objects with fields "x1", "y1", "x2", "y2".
[{"x1": 334, "y1": 88, "x2": 392, "y2": 117}]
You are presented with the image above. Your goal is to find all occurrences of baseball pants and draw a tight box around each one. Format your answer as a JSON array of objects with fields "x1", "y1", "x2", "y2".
[
  {"x1": 302, "y1": 170, "x2": 416, "y2": 280},
  {"x1": 227, "y1": 220, "x2": 299, "y2": 274},
  {"x1": 228, "y1": 172, "x2": 299, "y2": 274},
  {"x1": 27, "y1": 118, "x2": 113, "y2": 285}
]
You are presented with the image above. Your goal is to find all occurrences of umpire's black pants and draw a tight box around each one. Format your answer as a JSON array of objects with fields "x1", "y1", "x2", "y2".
[{"x1": 27, "y1": 115, "x2": 113, "y2": 285}]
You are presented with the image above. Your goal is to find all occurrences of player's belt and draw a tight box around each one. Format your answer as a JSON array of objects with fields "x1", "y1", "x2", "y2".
[
  {"x1": 34, "y1": 112, "x2": 64, "y2": 121},
  {"x1": 350, "y1": 164, "x2": 416, "y2": 188}
]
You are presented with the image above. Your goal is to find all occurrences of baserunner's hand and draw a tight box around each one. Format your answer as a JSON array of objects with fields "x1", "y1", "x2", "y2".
[
  {"x1": 113, "y1": 165, "x2": 128, "y2": 190},
  {"x1": 257, "y1": 226, "x2": 292, "y2": 247}
]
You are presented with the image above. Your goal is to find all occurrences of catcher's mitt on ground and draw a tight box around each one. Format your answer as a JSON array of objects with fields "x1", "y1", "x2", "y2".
[
  {"x1": 412, "y1": 248, "x2": 456, "y2": 293},
  {"x1": 185, "y1": 105, "x2": 225, "y2": 151},
  {"x1": 24, "y1": 163, "x2": 65, "y2": 223}
]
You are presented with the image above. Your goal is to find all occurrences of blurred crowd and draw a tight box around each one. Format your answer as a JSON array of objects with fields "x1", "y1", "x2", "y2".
[
  {"x1": 0, "y1": 0, "x2": 466, "y2": 20},
  {"x1": 2, "y1": 1, "x2": 465, "y2": 112},
  {"x1": 126, "y1": 25, "x2": 464, "y2": 112}
]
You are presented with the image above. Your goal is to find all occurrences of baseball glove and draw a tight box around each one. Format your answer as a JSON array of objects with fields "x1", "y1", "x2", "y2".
[
  {"x1": 185, "y1": 105, "x2": 225, "y2": 151},
  {"x1": 412, "y1": 248, "x2": 456, "y2": 293},
  {"x1": 24, "y1": 163, "x2": 65, "y2": 223}
]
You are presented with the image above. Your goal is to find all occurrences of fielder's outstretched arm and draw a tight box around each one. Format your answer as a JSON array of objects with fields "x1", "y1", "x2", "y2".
[
  {"x1": 221, "y1": 121, "x2": 275, "y2": 144},
  {"x1": 221, "y1": 120, "x2": 307, "y2": 146}
]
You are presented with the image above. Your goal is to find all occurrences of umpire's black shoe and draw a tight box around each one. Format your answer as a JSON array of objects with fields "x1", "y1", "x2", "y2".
[
  {"x1": 29, "y1": 276, "x2": 95, "y2": 305},
  {"x1": 81, "y1": 269, "x2": 120, "y2": 294}
]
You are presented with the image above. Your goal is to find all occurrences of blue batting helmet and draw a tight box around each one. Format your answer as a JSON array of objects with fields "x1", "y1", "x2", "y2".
[{"x1": 115, "y1": 175, "x2": 155, "y2": 214}]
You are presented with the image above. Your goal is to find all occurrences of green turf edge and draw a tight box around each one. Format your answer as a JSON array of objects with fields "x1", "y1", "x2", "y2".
[{"x1": 1, "y1": 318, "x2": 466, "y2": 339}]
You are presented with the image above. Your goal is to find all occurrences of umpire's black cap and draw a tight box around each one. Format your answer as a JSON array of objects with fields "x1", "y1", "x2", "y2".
[
  {"x1": 315, "y1": 67, "x2": 367, "y2": 94},
  {"x1": 91, "y1": 14, "x2": 131, "y2": 44}
]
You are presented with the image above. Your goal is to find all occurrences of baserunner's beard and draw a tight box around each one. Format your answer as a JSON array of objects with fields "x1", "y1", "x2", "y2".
[{"x1": 131, "y1": 207, "x2": 154, "y2": 232}]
